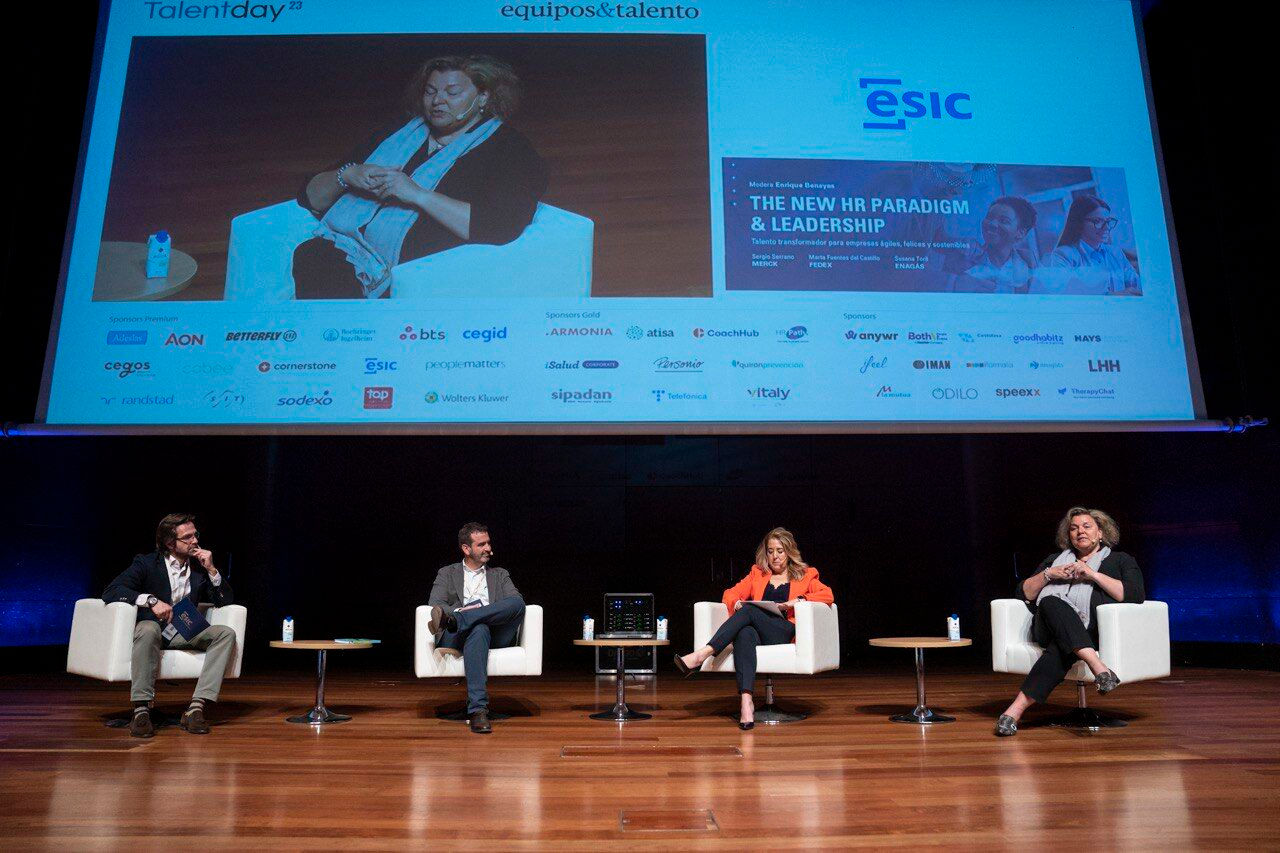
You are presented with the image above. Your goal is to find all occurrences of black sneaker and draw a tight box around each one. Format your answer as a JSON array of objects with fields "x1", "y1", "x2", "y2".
[
  {"x1": 468, "y1": 710, "x2": 492, "y2": 734},
  {"x1": 1095, "y1": 670, "x2": 1121, "y2": 695},
  {"x1": 994, "y1": 714, "x2": 1018, "y2": 737},
  {"x1": 129, "y1": 708, "x2": 155, "y2": 738}
]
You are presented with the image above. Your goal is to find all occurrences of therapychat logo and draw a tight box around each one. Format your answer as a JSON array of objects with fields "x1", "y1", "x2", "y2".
[{"x1": 859, "y1": 77, "x2": 972, "y2": 131}]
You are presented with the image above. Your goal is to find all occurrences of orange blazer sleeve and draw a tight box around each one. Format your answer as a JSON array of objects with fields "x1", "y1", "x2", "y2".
[
  {"x1": 722, "y1": 569, "x2": 760, "y2": 610},
  {"x1": 796, "y1": 569, "x2": 834, "y2": 605}
]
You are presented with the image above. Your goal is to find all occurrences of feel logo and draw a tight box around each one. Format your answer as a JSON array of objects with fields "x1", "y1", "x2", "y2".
[{"x1": 859, "y1": 77, "x2": 972, "y2": 131}]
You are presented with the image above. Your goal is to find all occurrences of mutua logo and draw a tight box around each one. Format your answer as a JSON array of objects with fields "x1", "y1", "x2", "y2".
[
  {"x1": 547, "y1": 326, "x2": 611, "y2": 337},
  {"x1": 364, "y1": 358, "x2": 398, "y2": 375},
  {"x1": 363, "y1": 387, "x2": 393, "y2": 409},
  {"x1": 912, "y1": 359, "x2": 951, "y2": 370},
  {"x1": 462, "y1": 326, "x2": 508, "y2": 342},
  {"x1": 858, "y1": 76, "x2": 972, "y2": 131},
  {"x1": 551, "y1": 387, "x2": 613, "y2": 403},
  {"x1": 845, "y1": 330, "x2": 898, "y2": 342},
  {"x1": 400, "y1": 324, "x2": 446, "y2": 341},
  {"x1": 1088, "y1": 359, "x2": 1122, "y2": 373},
  {"x1": 164, "y1": 332, "x2": 204, "y2": 347},
  {"x1": 106, "y1": 330, "x2": 147, "y2": 345},
  {"x1": 876, "y1": 385, "x2": 910, "y2": 398},
  {"x1": 747, "y1": 386, "x2": 791, "y2": 400},
  {"x1": 995, "y1": 387, "x2": 1042, "y2": 398}
]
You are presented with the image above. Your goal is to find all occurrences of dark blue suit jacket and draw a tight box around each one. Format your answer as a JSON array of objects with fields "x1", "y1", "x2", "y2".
[{"x1": 103, "y1": 550, "x2": 234, "y2": 624}]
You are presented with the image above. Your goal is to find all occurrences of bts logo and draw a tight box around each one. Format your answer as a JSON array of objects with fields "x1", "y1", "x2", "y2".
[
  {"x1": 859, "y1": 77, "x2": 972, "y2": 131},
  {"x1": 1088, "y1": 359, "x2": 1122, "y2": 373},
  {"x1": 363, "y1": 387, "x2": 393, "y2": 409}
]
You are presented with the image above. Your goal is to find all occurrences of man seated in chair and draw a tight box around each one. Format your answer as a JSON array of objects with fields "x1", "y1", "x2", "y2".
[
  {"x1": 426, "y1": 522, "x2": 526, "y2": 734},
  {"x1": 102, "y1": 513, "x2": 236, "y2": 738}
]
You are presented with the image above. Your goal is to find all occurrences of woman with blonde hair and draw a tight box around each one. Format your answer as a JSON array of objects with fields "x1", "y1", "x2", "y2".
[
  {"x1": 994, "y1": 506, "x2": 1146, "y2": 736},
  {"x1": 674, "y1": 528, "x2": 834, "y2": 729}
]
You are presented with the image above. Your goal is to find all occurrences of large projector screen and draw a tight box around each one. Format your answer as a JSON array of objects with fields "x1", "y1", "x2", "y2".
[{"x1": 38, "y1": 0, "x2": 1203, "y2": 430}]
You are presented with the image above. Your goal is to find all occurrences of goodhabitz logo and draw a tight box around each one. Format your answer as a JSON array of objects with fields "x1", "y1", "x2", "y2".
[
  {"x1": 143, "y1": 1, "x2": 298, "y2": 23},
  {"x1": 858, "y1": 77, "x2": 972, "y2": 131}
]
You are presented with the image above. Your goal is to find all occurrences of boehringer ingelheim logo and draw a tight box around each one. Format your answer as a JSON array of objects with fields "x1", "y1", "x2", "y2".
[{"x1": 858, "y1": 77, "x2": 972, "y2": 131}]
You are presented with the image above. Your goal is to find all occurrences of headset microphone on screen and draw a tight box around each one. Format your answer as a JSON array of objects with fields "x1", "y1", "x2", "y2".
[{"x1": 454, "y1": 95, "x2": 485, "y2": 121}]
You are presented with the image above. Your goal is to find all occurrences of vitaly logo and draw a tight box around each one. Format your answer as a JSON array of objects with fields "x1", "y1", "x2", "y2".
[{"x1": 858, "y1": 77, "x2": 973, "y2": 131}]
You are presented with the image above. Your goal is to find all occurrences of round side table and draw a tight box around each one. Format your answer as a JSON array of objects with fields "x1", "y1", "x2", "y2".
[
  {"x1": 868, "y1": 637, "x2": 972, "y2": 724},
  {"x1": 94, "y1": 241, "x2": 198, "y2": 301},
  {"x1": 270, "y1": 640, "x2": 372, "y2": 725},
  {"x1": 574, "y1": 638, "x2": 670, "y2": 721}
]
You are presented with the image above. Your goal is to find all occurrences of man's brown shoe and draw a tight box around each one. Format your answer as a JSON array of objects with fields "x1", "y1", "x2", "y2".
[
  {"x1": 129, "y1": 708, "x2": 155, "y2": 738},
  {"x1": 428, "y1": 606, "x2": 455, "y2": 637},
  {"x1": 468, "y1": 710, "x2": 492, "y2": 734},
  {"x1": 180, "y1": 707, "x2": 210, "y2": 734}
]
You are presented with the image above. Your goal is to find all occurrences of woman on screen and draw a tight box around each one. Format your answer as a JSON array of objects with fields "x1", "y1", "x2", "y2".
[
  {"x1": 673, "y1": 528, "x2": 834, "y2": 730},
  {"x1": 945, "y1": 196, "x2": 1039, "y2": 293},
  {"x1": 293, "y1": 55, "x2": 548, "y2": 299},
  {"x1": 1036, "y1": 196, "x2": 1142, "y2": 296},
  {"x1": 993, "y1": 507, "x2": 1145, "y2": 736}
]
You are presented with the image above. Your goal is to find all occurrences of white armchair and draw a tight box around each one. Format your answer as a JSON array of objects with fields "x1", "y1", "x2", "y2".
[
  {"x1": 66, "y1": 599, "x2": 247, "y2": 682},
  {"x1": 224, "y1": 200, "x2": 593, "y2": 301},
  {"x1": 414, "y1": 604, "x2": 542, "y2": 718},
  {"x1": 991, "y1": 598, "x2": 1170, "y2": 729},
  {"x1": 693, "y1": 601, "x2": 840, "y2": 723}
]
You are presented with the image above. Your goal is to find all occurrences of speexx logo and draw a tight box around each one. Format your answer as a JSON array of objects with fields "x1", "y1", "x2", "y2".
[
  {"x1": 912, "y1": 359, "x2": 951, "y2": 370},
  {"x1": 364, "y1": 358, "x2": 398, "y2": 375},
  {"x1": 364, "y1": 387, "x2": 393, "y2": 409},
  {"x1": 1088, "y1": 359, "x2": 1122, "y2": 373},
  {"x1": 995, "y1": 387, "x2": 1042, "y2": 398},
  {"x1": 859, "y1": 77, "x2": 972, "y2": 131},
  {"x1": 227, "y1": 330, "x2": 296, "y2": 342},
  {"x1": 106, "y1": 330, "x2": 147, "y2": 345}
]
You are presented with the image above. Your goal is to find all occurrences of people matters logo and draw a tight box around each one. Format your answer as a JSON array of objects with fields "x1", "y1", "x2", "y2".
[{"x1": 858, "y1": 77, "x2": 972, "y2": 131}]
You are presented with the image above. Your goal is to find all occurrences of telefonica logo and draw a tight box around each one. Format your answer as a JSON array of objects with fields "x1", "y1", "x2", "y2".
[{"x1": 858, "y1": 77, "x2": 973, "y2": 131}]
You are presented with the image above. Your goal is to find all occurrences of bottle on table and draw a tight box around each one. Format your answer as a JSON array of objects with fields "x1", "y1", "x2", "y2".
[
  {"x1": 947, "y1": 614, "x2": 960, "y2": 641},
  {"x1": 282, "y1": 616, "x2": 294, "y2": 643}
]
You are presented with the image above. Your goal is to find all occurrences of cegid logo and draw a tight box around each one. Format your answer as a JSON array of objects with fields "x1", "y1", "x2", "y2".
[
  {"x1": 364, "y1": 387, "x2": 393, "y2": 409},
  {"x1": 462, "y1": 326, "x2": 508, "y2": 342},
  {"x1": 104, "y1": 360, "x2": 151, "y2": 378},
  {"x1": 859, "y1": 77, "x2": 973, "y2": 131},
  {"x1": 277, "y1": 390, "x2": 333, "y2": 407}
]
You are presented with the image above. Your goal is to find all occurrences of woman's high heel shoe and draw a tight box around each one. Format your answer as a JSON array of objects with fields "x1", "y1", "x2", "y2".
[
  {"x1": 673, "y1": 653, "x2": 698, "y2": 677},
  {"x1": 738, "y1": 720, "x2": 755, "y2": 731}
]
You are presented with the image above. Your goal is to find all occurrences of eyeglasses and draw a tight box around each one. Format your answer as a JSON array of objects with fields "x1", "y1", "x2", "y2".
[
  {"x1": 175, "y1": 531, "x2": 199, "y2": 543},
  {"x1": 1083, "y1": 216, "x2": 1118, "y2": 230}
]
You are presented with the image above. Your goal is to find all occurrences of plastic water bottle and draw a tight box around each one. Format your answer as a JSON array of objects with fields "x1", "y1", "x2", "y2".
[
  {"x1": 146, "y1": 231, "x2": 171, "y2": 279},
  {"x1": 947, "y1": 614, "x2": 960, "y2": 641},
  {"x1": 282, "y1": 617, "x2": 294, "y2": 643},
  {"x1": 656, "y1": 616, "x2": 668, "y2": 641},
  {"x1": 582, "y1": 615, "x2": 594, "y2": 641}
]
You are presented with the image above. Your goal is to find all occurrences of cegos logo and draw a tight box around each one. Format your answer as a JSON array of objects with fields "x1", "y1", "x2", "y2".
[
  {"x1": 106, "y1": 330, "x2": 147, "y2": 345},
  {"x1": 400, "y1": 324, "x2": 446, "y2": 342},
  {"x1": 364, "y1": 358, "x2": 398, "y2": 375},
  {"x1": 462, "y1": 326, "x2": 508, "y2": 342},
  {"x1": 858, "y1": 77, "x2": 972, "y2": 131},
  {"x1": 364, "y1": 387, "x2": 393, "y2": 409},
  {"x1": 104, "y1": 361, "x2": 150, "y2": 377}
]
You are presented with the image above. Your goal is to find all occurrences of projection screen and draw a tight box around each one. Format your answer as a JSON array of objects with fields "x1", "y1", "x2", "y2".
[{"x1": 35, "y1": 0, "x2": 1205, "y2": 432}]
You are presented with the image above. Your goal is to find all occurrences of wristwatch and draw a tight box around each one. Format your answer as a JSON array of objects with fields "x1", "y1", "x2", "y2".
[{"x1": 146, "y1": 595, "x2": 158, "y2": 609}]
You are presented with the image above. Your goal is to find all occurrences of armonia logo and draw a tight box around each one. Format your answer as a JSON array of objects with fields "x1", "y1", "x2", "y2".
[{"x1": 859, "y1": 77, "x2": 972, "y2": 131}]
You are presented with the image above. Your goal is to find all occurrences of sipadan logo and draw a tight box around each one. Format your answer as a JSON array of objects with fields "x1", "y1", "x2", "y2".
[{"x1": 859, "y1": 77, "x2": 972, "y2": 131}]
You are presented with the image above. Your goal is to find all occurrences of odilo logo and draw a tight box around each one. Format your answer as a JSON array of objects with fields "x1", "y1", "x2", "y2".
[{"x1": 859, "y1": 77, "x2": 972, "y2": 131}]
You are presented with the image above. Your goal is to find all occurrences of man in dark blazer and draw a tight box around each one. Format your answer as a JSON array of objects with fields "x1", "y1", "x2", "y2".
[
  {"x1": 427, "y1": 522, "x2": 526, "y2": 733},
  {"x1": 103, "y1": 513, "x2": 236, "y2": 738}
]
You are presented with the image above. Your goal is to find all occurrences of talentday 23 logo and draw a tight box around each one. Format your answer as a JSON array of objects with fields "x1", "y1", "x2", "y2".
[{"x1": 858, "y1": 77, "x2": 973, "y2": 131}]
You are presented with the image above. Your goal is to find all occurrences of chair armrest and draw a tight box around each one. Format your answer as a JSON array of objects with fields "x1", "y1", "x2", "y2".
[
  {"x1": 693, "y1": 601, "x2": 729, "y2": 649},
  {"x1": 792, "y1": 601, "x2": 840, "y2": 674},
  {"x1": 66, "y1": 599, "x2": 136, "y2": 681},
  {"x1": 1096, "y1": 601, "x2": 1170, "y2": 683},
  {"x1": 207, "y1": 604, "x2": 248, "y2": 678},
  {"x1": 990, "y1": 598, "x2": 1034, "y2": 673},
  {"x1": 225, "y1": 200, "x2": 318, "y2": 301},
  {"x1": 414, "y1": 605, "x2": 442, "y2": 677},
  {"x1": 519, "y1": 605, "x2": 543, "y2": 675}
]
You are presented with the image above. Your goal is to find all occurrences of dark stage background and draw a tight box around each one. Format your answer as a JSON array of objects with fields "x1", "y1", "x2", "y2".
[{"x1": 1, "y1": 2, "x2": 1277, "y2": 669}]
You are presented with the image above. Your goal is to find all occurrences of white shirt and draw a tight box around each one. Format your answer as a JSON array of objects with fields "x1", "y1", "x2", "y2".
[
  {"x1": 462, "y1": 562, "x2": 489, "y2": 607},
  {"x1": 135, "y1": 553, "x2": 220, "y2": 607}
]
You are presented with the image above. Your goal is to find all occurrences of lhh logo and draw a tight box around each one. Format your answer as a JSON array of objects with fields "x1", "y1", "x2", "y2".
[{"x1": 858, "y1": 77, "x2": 972, "y2": 131}]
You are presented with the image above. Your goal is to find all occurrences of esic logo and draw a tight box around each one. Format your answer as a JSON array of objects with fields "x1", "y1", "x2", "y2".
[
  {"x1": 226, "y1": 330, "x2": 296, "y2": 342},
  {"x1": 932, "y1": 387, "x2": 978, "y2": 400},
  {"x1": 462, "y1": 327, "x2": 508, "y2": 342},
  {"x1": 106, "y1": 330, "x2": 147, "y2": 345},
  {"x1": 104, "y1": 361, "x2": 150, "y2": 377},
  {"x1": 995, "y1": 387, "x2": 1042, "y2": 398},
  {"x1": 400, "y1": 324, "x2": 446, "y2": 341},
  {"x1": 1088, "y1": 359, "x2": 1122, "y2": 373},
  {"x1": 277, "y1": 391, "x2": 333, "y2": 407},
  {"x1": 859, "y1": 77, "x2": 972, "y2": 131},
  {"x1": 845, "y1": 330, "x2": 898, "y2": 342},
  {"x1": 912, "y1": 359, "x2": 951, "y2": 370},
  {"x1": 364, "y1": 358, "x2": 398, "y2": 375},
  {"x1": 364, "y1": 387, "x2": 393, "y2": 409},
  {"x1": 164, "y1": 332, "x2": 204, "y2": 347}
]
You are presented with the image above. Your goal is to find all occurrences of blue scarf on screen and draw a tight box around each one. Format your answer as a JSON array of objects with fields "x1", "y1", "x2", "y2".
[{"x1": 316, "y1": 116, "x2": 502, "y2": 298}]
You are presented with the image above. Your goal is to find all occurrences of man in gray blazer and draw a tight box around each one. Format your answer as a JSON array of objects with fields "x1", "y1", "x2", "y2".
[{"x1": 427, "y1": 522, "x2": 526, "y2": 733}]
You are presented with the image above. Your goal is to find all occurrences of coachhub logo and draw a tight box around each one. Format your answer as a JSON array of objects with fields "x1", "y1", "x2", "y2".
[
  {"x1": 226, "y1": 330, "x2": 296, "y2": 342},
  {"x1": 859, "y1": 77, "x2": 972, "y2": 131},
  {"x1": 400, "y1": 324, "x2": 446, "y2": 341},
  {"x1": 104, "y1": 361, "x2": 151, "y2": 378},
  {"x1": 462, "y1": 326, "x2": 508, "y2": 342},
  {"x1": 106, "y1": 330, "x2": 147, "y2": 345},
  {"x1": 164, "y1": 332, "x2": 204, "y2": 347},
  {"x1": 693, "y1": 328, "x2": 759, "y2": 338},
  {"x1": 845, "y1": 330, "x2": 898, "y2": 342},
  {"x1": 364, "y1": 387, "x2": 393, "y2": 409},
  {"x1": 551, "y1": 387, "x2": 613, "y2": 403}
]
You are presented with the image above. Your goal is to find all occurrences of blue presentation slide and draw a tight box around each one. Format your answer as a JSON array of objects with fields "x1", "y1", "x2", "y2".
[{"x1": 40, "y1": 0, "x2": 1200, "y2": 426}]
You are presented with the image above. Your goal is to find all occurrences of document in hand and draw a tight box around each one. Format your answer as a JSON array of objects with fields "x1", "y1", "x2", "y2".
[
  {"x1": 165, "y1": 596, "x2": 212, "y2": 643},
  {"x1": 744, "y1": 600, "x2": 784, "y2": 617}
]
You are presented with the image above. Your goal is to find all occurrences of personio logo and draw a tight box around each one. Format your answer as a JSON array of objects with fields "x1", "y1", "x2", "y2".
[
  {"x1": 400, "y1": 324, "x2": 446, "y2": 342},
  {"x1": 653, "y1": 356, "x2": 704, "y2": 373},
  {"x1": 226, "y1": 329, "x2": 296, "y2": 342},
  {"x1": 995, "y1": 387, "x2": 1042, "y2": 398},
  {"x1": 164, "y1": 332, "x2": 204, "y2": 347},
  {"x1": 1074, "y1": 334, "x2": 1103, "y2": 343},
  {"x1": 323, "y1": 327, "x2": 375, "y2": 343},
  {"x1": 694, "y1": 327, "x2": 759, "y2": 338},
  {"x1": 747, "y1": 386, "x2": 791, "y2": 400},
  {"x1": 858, "y1": 77, "x2": 972, "y2": 131},
  {"x1": 547, "y1": 326, "x2": 612, "y2": 337},
  {"x1": 932, "y1": 387, "x2": 978, "y2": 400},
  {"x1": 364, "y1": 358, "x2": 398, "y2": 375},
  {"x1": 912, "y1": 359, "x2": 951, "y2": 370},
  {"x1": 1012, "y1": 333, "x2": 1064, "y2": 345},
  {"x1": 1029, "y1": 361, "x2": 1063, "y2": 370},
  {"x1": 777, "y1": 325, "x2": 808, "y2": 342},
  {"x1": 552, "y1": 387, "x2": 613, "y2": 403},
  {"x1": 104, "y1": 360, "x2": 151, "y2": 377},
  {"x1": 1088, "y1": 359, "x2": 1122, "y2": 373},
  {"x1": 846, "y1": 330, "x2": 898, "y2": 342},
  {"x1": 277, "y1": 390, "x2": 333, "y2": 407},
  {"x1": 462, "y1": 326, "x2": 508, "y2": 342},
  {"x1": 908, "y1": 331, "x2": 948, "y2": 344},
  {"x1": 106, "y1": 330, "x2": 147, "y2": 345},
  {"x1": 143, "y1": 1, "x2": 299, "y2": 23},
  {"x1": 876, "y1": 385, "x2": 910, "y2": 398},
  {"x1": 859, "y1": 355, "x2": 887, "y2": 374},
  {"x1": 364, "y1": 387, "x2": 393, "y2": 409}
]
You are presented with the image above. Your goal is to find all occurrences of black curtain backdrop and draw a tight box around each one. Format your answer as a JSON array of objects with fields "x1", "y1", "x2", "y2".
[{"x1": 1, "y1": 2, "x2": 1277, "y2": 670}]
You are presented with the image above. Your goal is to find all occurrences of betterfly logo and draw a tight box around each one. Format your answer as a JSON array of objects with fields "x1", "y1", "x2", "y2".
[{"x1": 859, "y1": 77, "x2": 972, "y2": 131}]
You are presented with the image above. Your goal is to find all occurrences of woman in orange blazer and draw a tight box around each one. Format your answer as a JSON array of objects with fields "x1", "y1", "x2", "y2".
[{"x1": 674, "y1": 527, "x2": 834, "y2": 729}]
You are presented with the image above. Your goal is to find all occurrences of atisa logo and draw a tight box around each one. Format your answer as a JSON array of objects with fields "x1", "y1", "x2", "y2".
[{"x1": 627, "y1": 325, "x2": 675, "y2": 340}]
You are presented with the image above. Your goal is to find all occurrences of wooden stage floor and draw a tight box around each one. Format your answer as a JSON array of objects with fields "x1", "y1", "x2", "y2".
[{"x1": 1, "y1": 666, "x2": 1277, "y2": 849}]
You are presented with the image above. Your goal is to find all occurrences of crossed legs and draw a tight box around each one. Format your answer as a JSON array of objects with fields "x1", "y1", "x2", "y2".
[
  {"x1": 678, "y1": 606, "x2": 795, "y2": 724},
  {"x1": 438, "y1": 595, "x2": 526, "y2": 714},
  {"x1": 999, "y1": 597, "x2": 1112, "y2": 725}
]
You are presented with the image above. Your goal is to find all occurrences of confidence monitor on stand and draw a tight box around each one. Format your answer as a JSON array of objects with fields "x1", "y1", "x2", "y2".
[{"x1": 595, "y1": 593, "x2": 656, "y2": 675}]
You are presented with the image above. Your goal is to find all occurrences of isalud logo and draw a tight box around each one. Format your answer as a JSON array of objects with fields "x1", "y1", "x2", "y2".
[{"x1": 859, "y1": 77, "x2": 972, "y2": 131}]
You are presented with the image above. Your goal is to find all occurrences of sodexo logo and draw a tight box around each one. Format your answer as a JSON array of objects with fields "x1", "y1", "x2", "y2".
[
  {"x1": 106, "y1": 330, "x2": 147, "y2": 345},
  {"x1": 932, "y1": 387, "x2": 978, "y2": 400},
  {"x1": 277, "y1": 390, "x2": 333, "y2": 407},
  {"x1": 164, "y1": 332, "x2": 204, "y2": 347},
  {"x1": 364, "y1": 387, "x2": 393, "y2": 409},
  {"x1": 364, "y1": 358, "x2": 398, "y2": 375},
  {"x1": 462, "y1": 326, "x2": 508, "y2": 342},
  {"x1": 400, "y1": 324, "x2": 446, "y2": 342},
  {"x1": 858, "y1": 77, "x2": 973, "y2": 131}
]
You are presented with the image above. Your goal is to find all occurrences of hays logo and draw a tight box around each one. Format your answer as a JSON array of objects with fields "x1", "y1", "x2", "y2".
[
  {"x1": 164, "y1": 332, "x2": 204, "y2": 347},
  {"x1": 628, "y1": 326, "x2": 675, "y2": 340},
  {"x1": 551, "y1": 387, "x2": 613, "y2": 404},
  {"x1": 1088, "y1": 359, "x2": 1122, "y2": 373},
  {"x1": 363, "y1": 387, "x2": 393, "y2": 409},
  {"x1": 845, "y1": 330, "x2": 898, "y2": 342},
  {"x1": 1074, "y1": 334, "x2": 1103, "y2": 343},
  {"x1": 995, "y1": 387, "x2": 1042, "y2": 398},
  {"x1": 106, "y1": 330, "x2": 147, "y2": 345},
  {"x1": 747, "y1": 386, "x2": 791, "y2": 401},
  {"x1": 363, "y1": 358, "x2": 398, "y2": 375},
  {"x1": 859, "y1": 77, "x2": 972, "y2": 131},
  {"x1": 912, "y1": 359, "x2": 951, "y2": 370},
  {"x1": 462, "y1": 326, "x2": 508, "y2": 342},
  {"x1": 104, "y1": 360, "x2": 151, "y2": 378},
  {"x1": 777, "y1": 325, "x2": 808, "y2": 342},
  {"x1": 400, "y1": 324, "x2": 446, "y2": 342}
]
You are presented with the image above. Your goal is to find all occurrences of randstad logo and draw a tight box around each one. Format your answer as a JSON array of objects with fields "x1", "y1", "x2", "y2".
[
  {"x1": 462, "y1": 326, "x2": 508, "y2": 342},
  {"x1": 106, "y1": 330, "x2": 147, "y2": 345},
  {"x1": 858, "y1": 77, "x2": 973, "y2": 131}
]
